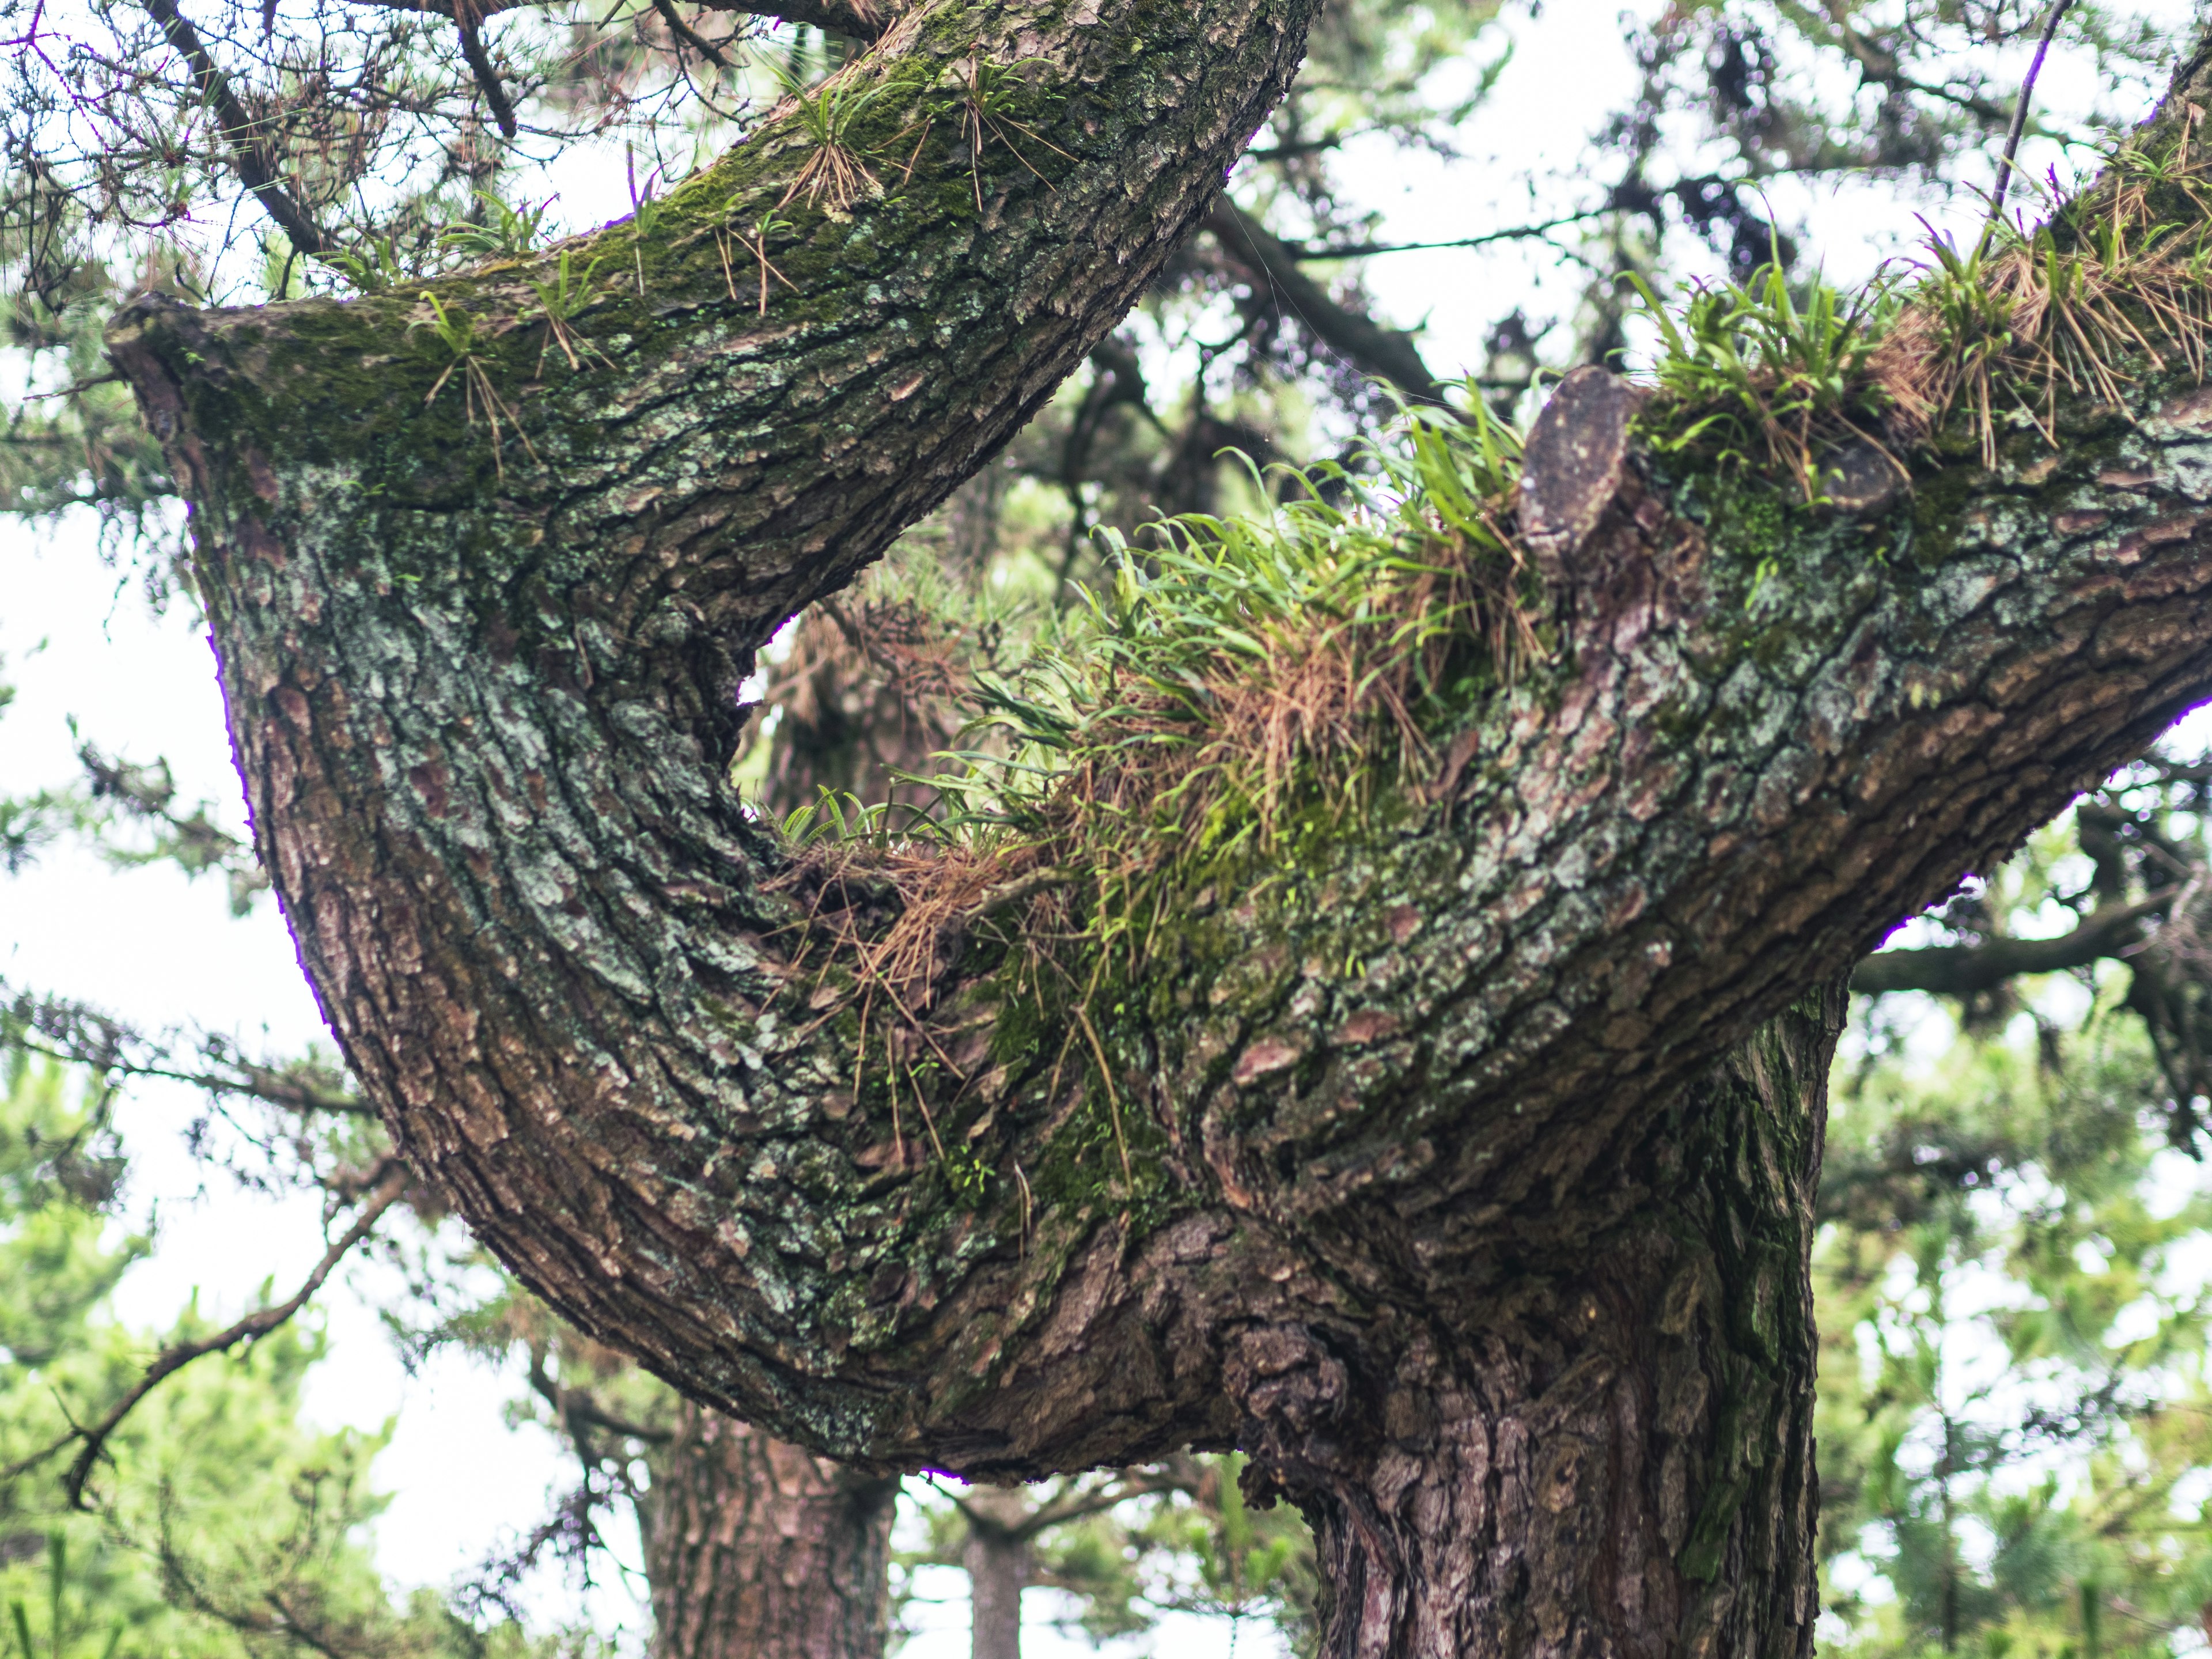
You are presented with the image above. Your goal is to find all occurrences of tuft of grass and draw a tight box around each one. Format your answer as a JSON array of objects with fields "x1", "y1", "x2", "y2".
[
  {"x1": 1627, "y1": 256, "x2": 1899, "y2": 501},
  {"x1": 410, "y1": 292, "x2": 532, "y2": 477},
  {"x1": 1872, "y1": 141, "x2": 2212, "y2": 465},
  {"x1": 437, "y1": 190, "x2": 552, "y2": 263},
  {"x1": 717, "y1": 209, "x2": 798, "y2": 316},
  {"x1": 770, "y1": 61, "x2": 899, "y2": 216},
  {"x1": 520, "y1": 247, "x2": 615, "y2": 374},
  {"x1": 777, "y1": 395, "x2": 1537, "y2": 1024},
  {"x1": 767, "y1": 123, "x2": 2212, "y2": 1187},
  {"x1": 316, "y1": 233, "x2": 411, "y2": 294},
  {"x1": 943, "y1": 57, "x2": 1073, "y2": 210},
  {"x1": 1639, "y1": 134, "x2": 2212, "y2": 481}
]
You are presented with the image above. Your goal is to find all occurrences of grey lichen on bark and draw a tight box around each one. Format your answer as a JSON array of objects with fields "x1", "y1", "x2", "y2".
[{"x1": 104, "y1": 7, "x2": 2212, "y2": 1654}]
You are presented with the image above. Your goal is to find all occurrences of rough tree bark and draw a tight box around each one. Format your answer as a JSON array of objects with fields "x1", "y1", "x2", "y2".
[
  {"x1": 103, "y1": 0, "x2": 2212, "y2": 1647},
  {"x1": 643, "y1": 1403, "x2": 899, "y2": 1659},
  {"x1": 642, "y1": 578, "x2": 959, "y2": 1659}
]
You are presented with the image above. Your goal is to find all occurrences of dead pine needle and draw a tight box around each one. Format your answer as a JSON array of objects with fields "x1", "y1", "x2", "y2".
[
  {"x1": 904, "y1": 1054, "x2": 950, "y2": 1168},
  {"x1": 718, "y1": 215, "x2": 797, "y2": 315}
]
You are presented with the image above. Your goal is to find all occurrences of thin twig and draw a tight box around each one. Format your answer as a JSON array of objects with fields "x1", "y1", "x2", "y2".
[
  {"x1": 22, "y1": 372, "x2": 124, "y2": 402},
  {"x1": 649, "y1": 0, "x2": 728, "y2": 65},
  {"x1": 524, "y1": 1345, "x2": 673, "y2": 1446},
  {"x1": 1988, "y1": 0, "x2": 2077, "y2": 225},
  {"x1": 48, "y1": 1164, "x2": 405, "y2": 1508}
]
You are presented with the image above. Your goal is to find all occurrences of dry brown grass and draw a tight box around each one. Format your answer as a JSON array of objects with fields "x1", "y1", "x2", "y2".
[{"x1": 1871, "y1": 142, "x2": 2212, "y2": 465}]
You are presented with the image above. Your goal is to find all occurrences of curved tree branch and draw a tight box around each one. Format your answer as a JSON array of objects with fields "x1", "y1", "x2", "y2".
[
  {"x1": 94, "y1": 14, "x2": 2212, "y2": 1650},
  {"x1": 103, "y1": 10, "x2": 2212, "y2": 1476},
  {"x1": 1852, "y1": 889, "x2": 2173, "y2": 995},
  {"x1": 453, "y1": 10, "x2": 520, "y2": 140}
]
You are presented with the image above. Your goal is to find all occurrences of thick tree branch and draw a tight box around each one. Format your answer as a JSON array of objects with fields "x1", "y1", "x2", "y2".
[
  {"x1": 96, "y1": 11, "x2": 2212, "y2": 1651},
  {"x1": 701, "y1": 0, "x2": 888, "y2": 36},
  {"x1": 140, "y1": 0, "x2": 325, "y2": 256},
  {"x1": 103, "y1": 0, "x2": 2212, "y2": 1524},
  {"x1": 1851, "y1": 890, "x2": 2173, "y2": 995}
]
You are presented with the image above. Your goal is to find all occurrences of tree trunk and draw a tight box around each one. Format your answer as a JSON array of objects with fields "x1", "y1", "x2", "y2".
[
  {"x1": 959, "y1": 1490, "x2": 1033, "y2": 1659},
  {"x1": 104, "y1": 3, "x2": 2212, "y2": 1650},
  {"x1": 643, "y1": 1403, "x2": 899, "y2": 1659},
  {"x1": 1267, "y1": 987, "x2": 1840, "y2": 1659}
]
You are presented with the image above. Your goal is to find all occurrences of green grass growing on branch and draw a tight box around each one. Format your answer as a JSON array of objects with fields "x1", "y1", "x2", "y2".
[
  {"x1": 1638, "y1": 133, "x2": 2212, "y2": 484},
  {"x1": 1628, "y1": 255, "x2": 1896, "y2": 501},
  {"x1": 774, "y1": 397, "x2": 1539, "y2": 1165},
  {"x1": 769, "y1": 122, "x2": 2212, "y2": 1208},
  {"x1": 767, "y1": 395, "x2": 1537, "y2": 1205}
]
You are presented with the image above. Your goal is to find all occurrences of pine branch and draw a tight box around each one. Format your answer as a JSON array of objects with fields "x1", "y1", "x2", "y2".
[{"x1": 139, "y1": 0, "x2": 325, "y2": 256}]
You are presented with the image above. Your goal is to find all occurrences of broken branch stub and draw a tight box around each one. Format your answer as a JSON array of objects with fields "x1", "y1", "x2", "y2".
[{"x1": 1515, "y1": 366, "x2": 1645, "y2": 593}]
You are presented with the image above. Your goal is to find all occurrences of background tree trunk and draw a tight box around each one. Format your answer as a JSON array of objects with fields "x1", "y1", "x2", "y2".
[
  {"x1": 643, "y1": 1403, "x2": 899, "y2": 1659},
  {"x1": 958, "y1": 1488, "x2": 1033, "y2": 1659}
]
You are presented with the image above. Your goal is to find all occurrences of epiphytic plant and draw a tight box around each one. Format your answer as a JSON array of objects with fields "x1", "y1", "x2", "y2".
[
  {"x1": 946, "y1": 56, "x2": 1072, "y2": 210},
  {"x1": 771, "y1": 63, "x2": 897, "y2": 215},
  {"x1": 521, "y1": 248, "x2": 615, "y2": 374},
  {"x1": 411, "y1": 291, "x2": 533, "y2": 476}
]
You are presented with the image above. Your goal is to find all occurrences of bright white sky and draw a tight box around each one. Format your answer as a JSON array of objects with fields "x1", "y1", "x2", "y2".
[{"x1": 0, "y1": 0, "x2": 2203, "y2": 1650}]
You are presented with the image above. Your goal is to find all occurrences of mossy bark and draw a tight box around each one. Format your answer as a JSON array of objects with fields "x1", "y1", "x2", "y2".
[{"x1": 104, "y1": 12, "x2": 2212, "y2": 1656}]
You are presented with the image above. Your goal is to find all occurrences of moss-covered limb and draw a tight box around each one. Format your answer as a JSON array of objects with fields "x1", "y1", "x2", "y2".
[
  {"x1": 109, "y1": 0, "x2": 1316, "y2": 661},
  {"x1": 101, "y1": 0, "x2": 1331, "y2": 1471}
]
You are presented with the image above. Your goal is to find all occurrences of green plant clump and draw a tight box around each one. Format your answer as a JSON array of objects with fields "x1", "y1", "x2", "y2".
[{"x1": 779, "y1": 393, "x2": 1540, "y2": 1126}]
